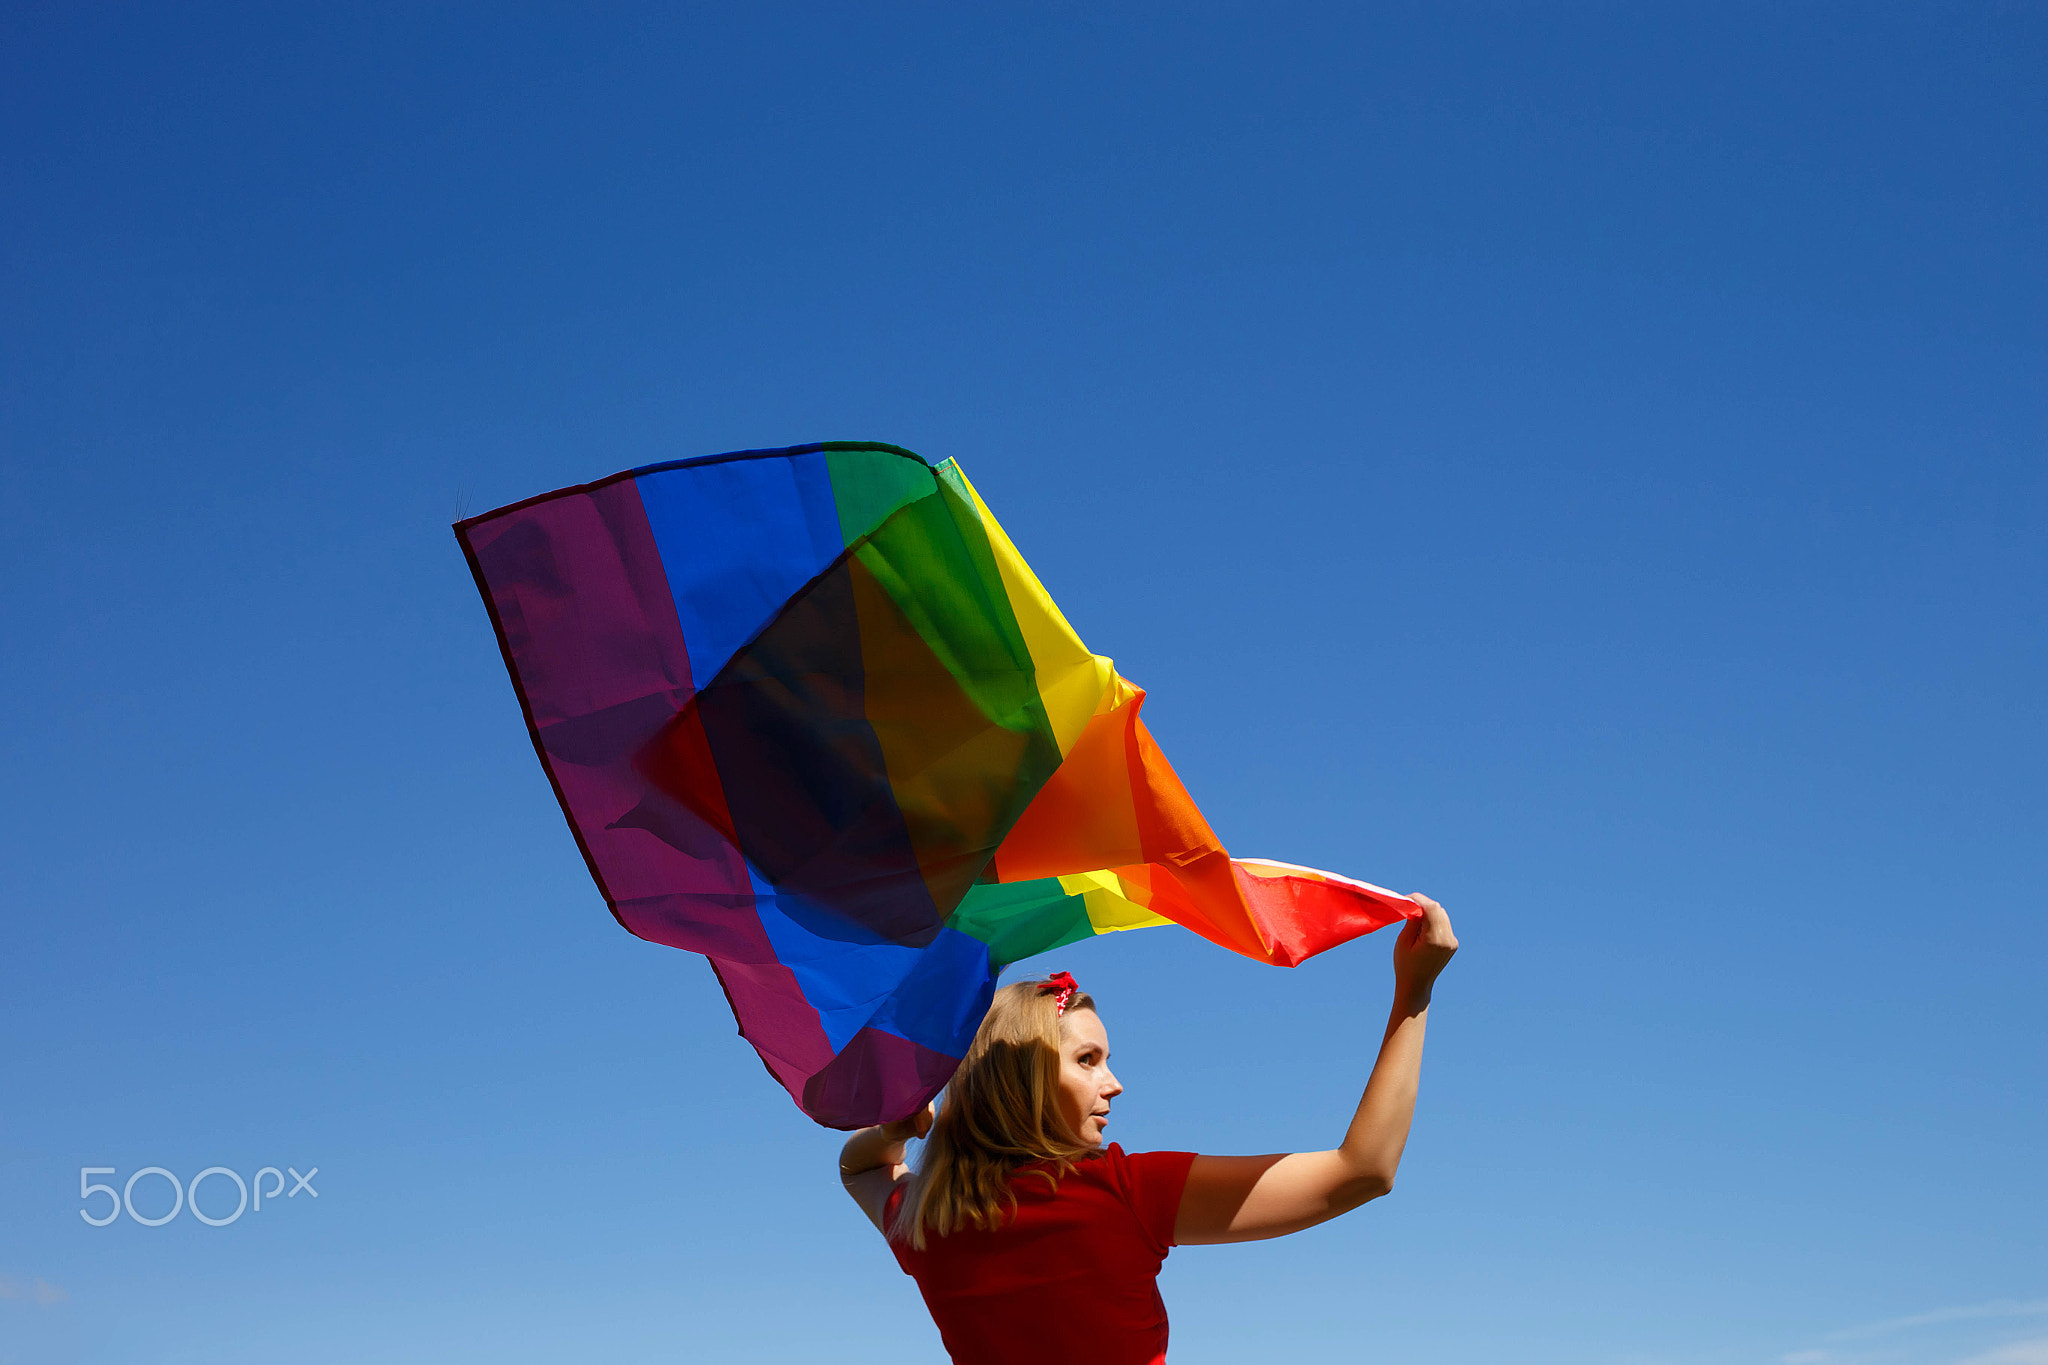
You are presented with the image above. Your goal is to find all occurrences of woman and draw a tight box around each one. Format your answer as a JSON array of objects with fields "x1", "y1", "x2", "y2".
[{"x1": 840, "y1": 892, "x2": 1459, "y2": 1364}]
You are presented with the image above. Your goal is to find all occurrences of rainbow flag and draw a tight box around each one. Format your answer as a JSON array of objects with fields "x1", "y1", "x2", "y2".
[{"x1": 457, "y1": 443, "x2": 1418, "y2": 1127}]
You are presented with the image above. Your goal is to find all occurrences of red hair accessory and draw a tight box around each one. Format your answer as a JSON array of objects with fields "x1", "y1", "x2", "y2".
[{"x1": 1039, "y1": 972, "x2": 1078, "y2": 1016}]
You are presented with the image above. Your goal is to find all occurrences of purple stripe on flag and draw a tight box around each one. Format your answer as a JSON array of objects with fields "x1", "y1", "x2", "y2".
[
  {"x1": 801, "y1": 1027, "x2": 966, "y2": 1129},
  {"x1": 459, "y1": 478, "x2": 837, "y2": 1094}
]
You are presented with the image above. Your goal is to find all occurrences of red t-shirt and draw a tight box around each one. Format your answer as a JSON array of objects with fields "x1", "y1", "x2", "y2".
[{"x1": 885, "y1": 1144, "x2": 1197, "y2": 1365}]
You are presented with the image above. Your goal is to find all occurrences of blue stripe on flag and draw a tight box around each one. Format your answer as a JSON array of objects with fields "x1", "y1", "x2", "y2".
[{"x1": 635, "y1": 451, "x2": 844, "y2": 689}]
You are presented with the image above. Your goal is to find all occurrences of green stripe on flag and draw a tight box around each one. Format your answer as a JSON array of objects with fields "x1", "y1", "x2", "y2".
[{"x1": 948, "y1": 880, "x2": 1099, "y2": 967}]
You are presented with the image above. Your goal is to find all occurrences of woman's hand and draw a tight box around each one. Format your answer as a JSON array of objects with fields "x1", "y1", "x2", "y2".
[
  {"x1": 1392, "y1": 893, "x2": 1458, "y2": 1000},
  {"x1": 879, "y1": 1104, "x2": 933, "y2": 1145}
]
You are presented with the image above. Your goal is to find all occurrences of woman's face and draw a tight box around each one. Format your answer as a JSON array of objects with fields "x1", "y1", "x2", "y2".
[{"x1": 1055, "y1": 1008, "x2": 1123, "y2": 1146}]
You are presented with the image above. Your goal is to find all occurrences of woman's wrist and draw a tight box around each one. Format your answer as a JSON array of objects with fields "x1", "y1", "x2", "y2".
[
  {"x1": 839, "y1": 1128, "x2": 905, "y2": 1177},
  {"x1": 1391, "y1": 976, "x2": 1435, "y2": 1015}
]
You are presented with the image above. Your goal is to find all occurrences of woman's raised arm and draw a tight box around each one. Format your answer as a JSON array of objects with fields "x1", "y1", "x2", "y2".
[
  {"x1": 1172, "y1": 893, "x2": 1459, "y2": 1246},
  {"x1": 839, "y1": 1105, "x2": 932, "y2": 1232}
]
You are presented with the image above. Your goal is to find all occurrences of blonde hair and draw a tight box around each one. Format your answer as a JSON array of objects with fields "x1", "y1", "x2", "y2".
[{"x1": 887, "y1": 977, "x2": 1099, "y2": 1250}]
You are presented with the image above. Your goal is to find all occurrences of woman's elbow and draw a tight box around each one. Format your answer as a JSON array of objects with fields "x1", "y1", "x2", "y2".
[{"x1": 1336, "y1": 1172, "x2": 1395, "y2": 1209}]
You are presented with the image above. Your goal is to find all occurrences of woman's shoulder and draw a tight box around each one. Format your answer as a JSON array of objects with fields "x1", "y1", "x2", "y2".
[
  {"x1": 1086, "y1": 1144, "x2": 1198, "y2": 1252},
  {"x1": 1051, "y1": 1144, "x2": 1198, "y2": 1207},
  {"x1": 1103, "y1": 1143, "x2": 1198, "y2": 1185},
  {"x1": 1099, "y1": 1142, "x2": 1198, "y2": 1171},
  {"x1": 1029, "y1": 1143, "x2": 1194, "y2": 1175}
]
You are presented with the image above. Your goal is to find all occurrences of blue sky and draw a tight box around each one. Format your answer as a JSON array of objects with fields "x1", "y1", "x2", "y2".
[{"x1": 1, "y1": 4, "x2": 2042, "y2": 1363}]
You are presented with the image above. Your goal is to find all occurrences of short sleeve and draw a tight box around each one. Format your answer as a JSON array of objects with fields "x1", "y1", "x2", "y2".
[{"x1": 1118, "y1": 1147, "x2": 1197, "y2": 1250}]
